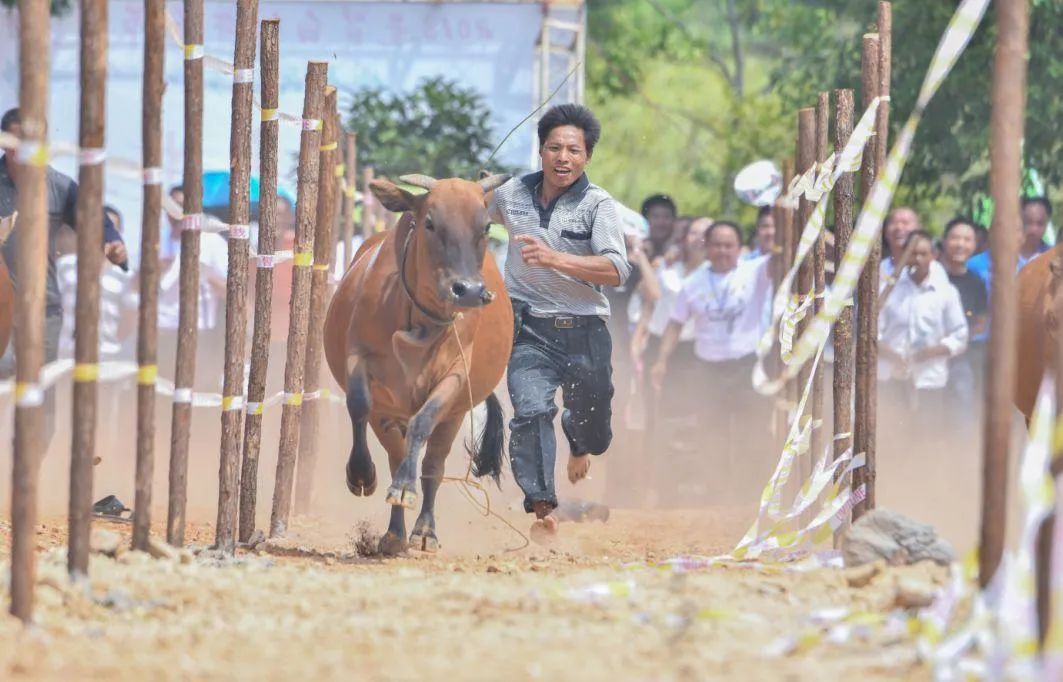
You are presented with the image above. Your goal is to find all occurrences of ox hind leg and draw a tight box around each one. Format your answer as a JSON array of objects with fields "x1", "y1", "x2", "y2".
[
  {"x1": 345, "y1": 361, "x2": 377, "y2": 497},
  {"x1": 409, "y1": 415, "x2": 463, "y2": 552}
]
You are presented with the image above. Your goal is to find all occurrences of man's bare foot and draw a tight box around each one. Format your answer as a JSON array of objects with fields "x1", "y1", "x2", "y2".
[
  {"x1": 529, "y1": 514, "x2": 559, "y2": 545},
  {"x1": 568, "y1": 454, "x2": 591, "y2": 484},
  {"x1": 529, "y1": 500, "x2": 559, "y2": 545}
]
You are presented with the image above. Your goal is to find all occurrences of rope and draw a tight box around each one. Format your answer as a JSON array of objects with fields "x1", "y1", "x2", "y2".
[{"x1": 438, "y1": 314, "x2": 530, "y2": 552}]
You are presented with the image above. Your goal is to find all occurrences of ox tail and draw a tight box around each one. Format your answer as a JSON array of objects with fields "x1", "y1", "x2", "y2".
[{"x1": 469, "y1": 392, "x2": 505, "y2": 486}]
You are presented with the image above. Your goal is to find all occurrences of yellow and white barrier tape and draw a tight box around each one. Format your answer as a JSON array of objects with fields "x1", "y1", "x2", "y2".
[{"x1": 0, "y1": 358, "x2": 343, "y2": 410}]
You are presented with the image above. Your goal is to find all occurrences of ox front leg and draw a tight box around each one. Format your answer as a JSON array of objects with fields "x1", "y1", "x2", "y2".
[{"x1": 386, "y1": 376, "x2": 461, "y2": 510}]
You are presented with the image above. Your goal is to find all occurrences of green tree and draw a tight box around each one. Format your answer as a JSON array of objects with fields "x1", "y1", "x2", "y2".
[
  {"x1": 344, "y1": 76, "x2": 501, "y2": 181},
  {"x1": 760, "y1": 0, "x2": 1063, "y2": 221},
  {"x1": 586, "y1": 0, "x2": 793, "y2": 227}
]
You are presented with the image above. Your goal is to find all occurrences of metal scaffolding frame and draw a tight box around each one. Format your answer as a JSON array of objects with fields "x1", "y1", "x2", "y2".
[{"x1": 531, "y1": 0, "x2": 587, "y2": 169}]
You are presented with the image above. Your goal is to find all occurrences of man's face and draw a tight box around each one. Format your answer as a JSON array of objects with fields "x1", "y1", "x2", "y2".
[
  {"x1": 539, "y1": 125, "x2": 589, "y2": 193},
  {"x1": 886, "y1": 208, "x2": 920, "y2": 254},
  {"x1": 706, "y1": 225, "x2": 741, "y2": 272},
  {"x1": 645, "y1": 205, "x2": 675, "y2": 244},
  {"x1": 1023, "y1": 202, "x2": 1049, "y2": 248},
  {"x1": 685, "y1": 218, "x2": 711, "y2": 254},
  {"x1": 756, "y1": 213, "x2": 776, "y2": 252},
  {"x1": 943, "y1": 223, "x2": 976, "y2": 264},
  {"x1": 909, "y1": 238, "x2": 934, "y2": 282}
]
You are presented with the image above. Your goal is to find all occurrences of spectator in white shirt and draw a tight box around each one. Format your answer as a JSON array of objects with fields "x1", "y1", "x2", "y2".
[
  {"x1": 878, "y1": 230, "x2": 968, "y2": 425},
  {"x1": 651, "y1": 220, "x2": 776, "y2": 499}
]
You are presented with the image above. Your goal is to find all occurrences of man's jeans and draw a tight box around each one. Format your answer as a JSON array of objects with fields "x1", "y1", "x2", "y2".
[
  {"x1": 507, "y1": 303, "x2": 614, "y2": 513},
  {"x1": 0, "y1": 309, "x2": 64, "y2": 449}
]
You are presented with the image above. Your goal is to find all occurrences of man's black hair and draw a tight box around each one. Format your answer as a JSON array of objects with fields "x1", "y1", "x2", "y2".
[
  {"x1": 640, "y1": 194, "x2": 676, "y2": 218},
  {"x1": 943, "y1": 216, "x2": 975, "y2": 238},
  {"x1": 757, "y1": 205, "x2": 774, "y2": 221},
  {"x1": 706, "y1": 220, "x2": 744, "y2": 244},
  {"x1": 1, "y1": 108, "x2": 20, "y2": 133},
  {"x1": 903, "y1": 229, "x2": 934, "y2": 249},
  {"x1": 1022, "y1": 195, "x2": 1053, "y2": 218},
  {"x1": 537, "y1": 104, "x2": 601, "y2": 155},
  {"x1": 169, "y1": 184, "x2": 184, "y2": 195}
]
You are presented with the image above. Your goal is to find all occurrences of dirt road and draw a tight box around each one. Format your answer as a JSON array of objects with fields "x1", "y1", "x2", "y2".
[{"x1": 0, "y1": 508, "x2": 946, "y2": 682}]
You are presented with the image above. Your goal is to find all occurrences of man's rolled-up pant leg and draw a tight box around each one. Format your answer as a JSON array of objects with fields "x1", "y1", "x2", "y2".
[
  {"x1": 507, "y1": 338, "x2": 563, "y2": 513},
  {"x1": 561, "y1": 321, "x2": 614, "y2": 457}
]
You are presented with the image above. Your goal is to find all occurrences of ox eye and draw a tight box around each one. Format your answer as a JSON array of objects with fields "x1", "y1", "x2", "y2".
[
  {"x1": 483, "y1": 222, "x2": 491, "y2": 234},
  {"x1": 424, "y1": 215, "x2": 434, "y2": 231}
]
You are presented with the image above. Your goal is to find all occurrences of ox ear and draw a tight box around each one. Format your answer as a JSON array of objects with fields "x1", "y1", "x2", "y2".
[
  {"x1": 478, "y1": 173, "x2": 511, "y2": 194},
  {"x1": 369, "y1": 179, "x2": 418, "y2": 214}
]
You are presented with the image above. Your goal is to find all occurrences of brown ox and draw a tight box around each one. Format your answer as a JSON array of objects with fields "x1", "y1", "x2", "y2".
[
  {"x1": 1016, "y1": 249, "x2": 1059, "y2": 421},
  {"x1": 323, "y1": 173, "x2": 512, "y2": 555}
]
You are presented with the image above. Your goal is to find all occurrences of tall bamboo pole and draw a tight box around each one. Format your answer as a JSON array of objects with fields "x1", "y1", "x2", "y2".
[
  {"x1": 832, "y1": 89, "x2": 856, "y2": 542},
  {"x1": 810, "y1": 92, "x2": 829, "y2": 462},
  {"x1": 68, "y1": 0, "x2": 109, "y2": 579},
  {"x1": 294, "y1": 87, "x2": 338, "y2": 516},
  {"x1": 239, "y1": 17, "x2": 280, "y2": 544},
  {"x1": 269, "y1": 61, "x2": 328, "y2": 537},
  {"x1": 853, "y1": 33, "x2": 880, "y2": 522},
  {"x1": 214, "y1": 0, "x2": 259, "y2": 554},
  {"x1": 167, "y1": 0, "x2": 205, "y2": 547},
  {"x1": 979, "y1": 0, "x2": 1027, "y2": 590},
  {"x1": 778, "y1": 158, "x2": 796, "y2": 435},
  {"x1": 133, "y1": 0, "x2": 166, "y2": 552},
  {"x1": 9, "y1": 0, "x2": 50, "y2": 624}
]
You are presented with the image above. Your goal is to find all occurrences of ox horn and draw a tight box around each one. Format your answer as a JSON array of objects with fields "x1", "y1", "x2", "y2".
[
  {"x1": 398, "y1": 174, "x2": 438, "y2": 191},
  {"x1": 478, "y1": 173, "x2": 511, "y2": 194}
]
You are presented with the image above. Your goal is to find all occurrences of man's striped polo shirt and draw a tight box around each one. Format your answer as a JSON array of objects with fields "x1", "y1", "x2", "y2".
[{"x1": 489, "y1": 171, "x2": 632, "y2": 318}]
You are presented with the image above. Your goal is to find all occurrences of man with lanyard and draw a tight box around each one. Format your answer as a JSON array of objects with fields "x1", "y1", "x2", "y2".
[
  {"x1": 0, "y1": 107, "x2": 128, "y2": 450},
  {"x1": 489, "y1": 104, "x2": 631, "y2": 541}
]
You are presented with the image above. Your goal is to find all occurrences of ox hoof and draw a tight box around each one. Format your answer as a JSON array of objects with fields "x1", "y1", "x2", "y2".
[
  {"x1": 385, "y1": 485, "x2": 418, "y2": 510},
  {"x1": 346, "y1": 460, "x2": 377, "y2": 497},
  {"x1": 409, "y1": 530, "x2": 439, "y2": 553},
  {"x1": 378, "y1": 531, "x2": 408, "y2": 557}
]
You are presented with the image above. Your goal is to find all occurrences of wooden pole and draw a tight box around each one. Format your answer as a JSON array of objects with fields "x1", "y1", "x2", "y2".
[
  {"x1": 215, "y1": 0, "x2": 259, "y2": 554},
  {"x1": 133, "y1": 0, "x2": 165, "y2": 552},
  {"x1": 341, "y1": 131, "x2": 356, "y2": 266},
  {"x1": 832, "y1": 88, "x2": 856, "y2": 542},
  {"x1": 810, "y1": 92, "x2": 829, "y2": 463},
  {"x1": 269, "y1": 61, "x2": 328, "y2": 537},
  {"x1": 68, "y1": 0, "x2": 108, "y2": 579},
  {"x1": 979, "y1": 0, "x2": 1027, "y2": 589},
  {"x1": 876, "y1": 3, "x2": 892, "y2": 189},
  {"x1": 777, "y1": 158, "x2": 796, "y2": 432},
  {"x1": 294, "y1": 87, "x2": 338, "y2": 516},
  {"x1": 795, "y1": 108, "x2": 815, "y2": 492},
  {"x1": 361, "y1": 166, "x2": 375, "y2": 239},
  {"x1": 167, "y1": 0, "x2": 204, "y2": 547},
  {"x1": 239, "y1": 17, "x2": 279, "y2": 544},
  {"x1": 852, "y1": 33, "x2": 880, "y2": 522},
  {"x1": 9, "y1": 0, "x2": 50, "y2": 624}
]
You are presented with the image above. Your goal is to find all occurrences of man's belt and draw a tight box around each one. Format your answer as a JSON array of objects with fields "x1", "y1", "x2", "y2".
[{"x1": 525, "y1": 313, "x2": 597, "y2": 329}]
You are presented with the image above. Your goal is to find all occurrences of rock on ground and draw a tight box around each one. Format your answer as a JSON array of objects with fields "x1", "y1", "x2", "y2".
[{"x1": 841, "y1": 508, "x2": 955, "y2": 567}]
